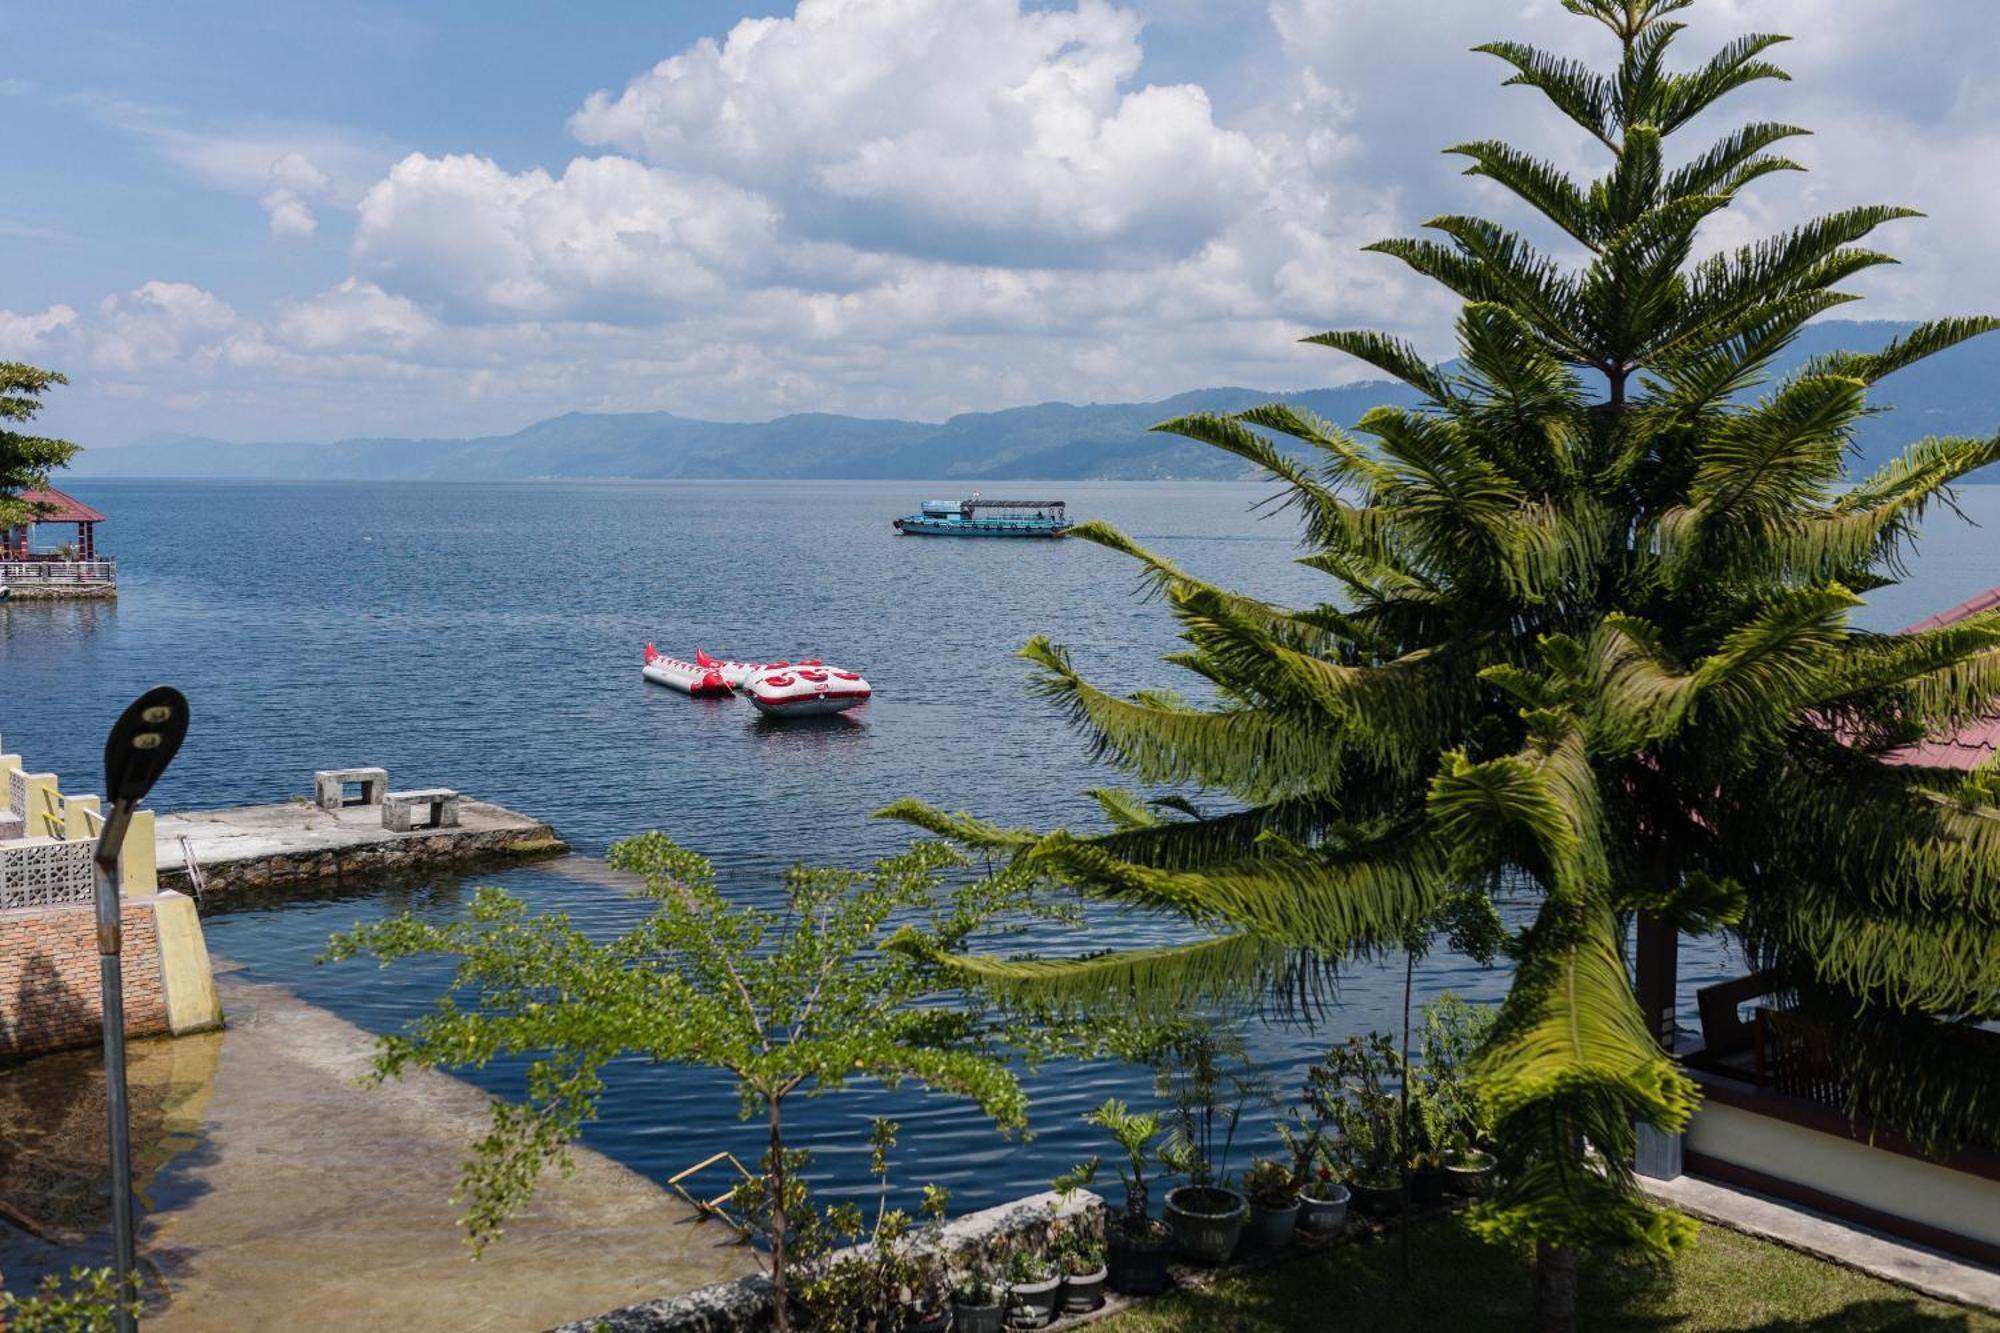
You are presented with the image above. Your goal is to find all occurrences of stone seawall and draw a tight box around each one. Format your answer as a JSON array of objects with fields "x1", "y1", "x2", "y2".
[
  {"x1": 551, "y1": 1190, "x2": 1105, "y2": 1333},
  {"x1": 158, "y1": 822, "x2": 568, "y2": 896},
  {"x1": 2, "y1": 583, "x2": 117, "y2": 601}
]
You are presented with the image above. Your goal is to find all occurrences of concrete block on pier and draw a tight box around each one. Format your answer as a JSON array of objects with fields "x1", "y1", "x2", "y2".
[
  {"x1": 382, "y1": 788, "x2": 460, "y2": 833},
  {"x1": 314, "y1": 766, "x2": 387, "y2": 811}
]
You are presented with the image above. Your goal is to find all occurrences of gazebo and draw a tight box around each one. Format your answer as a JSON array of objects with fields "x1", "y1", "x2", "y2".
[{"x1": 3, "y1": 485, "x2": 106, "y2": 560}]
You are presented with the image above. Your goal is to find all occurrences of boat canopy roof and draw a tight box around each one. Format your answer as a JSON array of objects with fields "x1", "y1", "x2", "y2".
[{"x1": 919, "y1": 498, "x2": 1065, "y2": 510}]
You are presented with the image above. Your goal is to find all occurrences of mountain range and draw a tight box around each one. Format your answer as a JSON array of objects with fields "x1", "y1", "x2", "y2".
[{"x1": 69, "y1": 321, "x2": 2000, "y2": 483}]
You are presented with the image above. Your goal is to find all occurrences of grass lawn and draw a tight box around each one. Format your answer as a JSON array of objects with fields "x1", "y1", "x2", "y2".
[{"x1": 1096, "y1": 1217, "x2": 1999, "y2": 1332}]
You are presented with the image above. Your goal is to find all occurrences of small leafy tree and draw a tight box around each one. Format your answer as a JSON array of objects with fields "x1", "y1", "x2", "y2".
[
  {"x1": 0, "y1": 1266, "x2": 140, "y2": 1333},
  {"x1": 0, "y1": 362, "x2": 78, "y2": 529},
  {"x1": 1064, "y1": 1096, "x2": 1168, "y2": 1238},
  {"x1": 324, "y1": 834, "x2": 1039, "y2": 1331}
]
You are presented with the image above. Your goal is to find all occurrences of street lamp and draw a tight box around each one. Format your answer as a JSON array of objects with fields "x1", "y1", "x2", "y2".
[{"x1": 94, "y1": 685, "x2": 188, "y2": 1332}]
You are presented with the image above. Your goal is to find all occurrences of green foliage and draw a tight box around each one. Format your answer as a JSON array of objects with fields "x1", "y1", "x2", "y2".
[
  {"x1": 1242, "y1": 1157, "x2": 1298, "y2": 1209},
  {"x1": 880, "y1": 0, "x2": 2000, "y2": 1293},
  {"x1": 0, "y1": 1267, "x2": 140, "y2": 1332},
  {"x1": 1154, "y1": 1028, "x2": 1269, "y2": 1190},
  {"x1": 323, "y1": 834, "x2": 1035, "y2": 1331},
  {"x1": 1310, "y1": 1034, "x2": 1405, "y2": 1188},
  {"x1": 1420, "y1": 993, "x2": 1501, "y2": 1155},
  {"x1": 790, "y1": 1120, "x2": 956, "y2": 1333},
  {"x1": 1077, "y1": 1096, "x2": 1170, "y2": 1236},
  {"x1": 0, "y1": 362, "x2": 79, "y2": 528},
  {"x1": 1051, "y1": 1217, "x2": 1106, "y2": 1277}
]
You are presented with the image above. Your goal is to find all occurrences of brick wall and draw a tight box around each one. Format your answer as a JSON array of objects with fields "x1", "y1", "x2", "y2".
[{"x1": 0, "y1": 900, "x2": 168, "y2": 1058}]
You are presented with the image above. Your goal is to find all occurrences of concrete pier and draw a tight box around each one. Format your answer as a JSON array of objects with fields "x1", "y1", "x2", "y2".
[{"x1": 154, "y1": 796, "x2": 567, "y2": 896}]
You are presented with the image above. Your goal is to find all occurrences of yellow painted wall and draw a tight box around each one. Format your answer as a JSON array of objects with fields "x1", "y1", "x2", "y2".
[
  {"x1": 151, "y1": 890, "x2": 223, "y2": 1036},
  {"x1": 121, "y1": 809, "x2": 157, "y2": 894},
  {"x1": 1689, "y1": 1100, "x2": 2000, "y2": 1248}
]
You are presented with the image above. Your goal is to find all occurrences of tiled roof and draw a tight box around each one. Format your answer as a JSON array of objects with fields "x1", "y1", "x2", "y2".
[
  {"x1": 1886, "y1": 586, "x2": 2000, "y2": 770},
  {"x1": 10, "y1": 487, "x2": 106, "y2": 524}
]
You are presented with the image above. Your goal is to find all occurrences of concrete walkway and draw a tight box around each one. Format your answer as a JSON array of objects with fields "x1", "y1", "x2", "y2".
[
  {"x1": 1, "y1": 973, "x2": 757, "y2": 1331},
  {"x1": 1642, "y1": 1174, "x2": 2000, "y2": 1314}
]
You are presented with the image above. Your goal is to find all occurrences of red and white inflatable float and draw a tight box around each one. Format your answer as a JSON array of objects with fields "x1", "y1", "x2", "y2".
[
  {"x1": 740, "y1": 660, "x2": 872, "y2": 716},
  {"x1": 643, "y1": 643, "x2": 733, "y2": 697},
  {"x1": 644, "y1": 644, "x2": 872, "y2": 715}
]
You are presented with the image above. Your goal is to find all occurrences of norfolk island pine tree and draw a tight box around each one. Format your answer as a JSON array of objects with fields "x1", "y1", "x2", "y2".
[{"x1": 883, "y1": 2, "x2": 2000, "y2": 1329}]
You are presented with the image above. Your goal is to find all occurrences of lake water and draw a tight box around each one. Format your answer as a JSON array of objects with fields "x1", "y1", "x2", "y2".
[{"x1": 5, "y1": 479, "x2": 1997, "y2": 1217}]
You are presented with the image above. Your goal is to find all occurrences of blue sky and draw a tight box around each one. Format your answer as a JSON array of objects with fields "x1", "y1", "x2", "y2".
[{"x1": 4, "y1": 0, "x2": 1995, "y2": 447}]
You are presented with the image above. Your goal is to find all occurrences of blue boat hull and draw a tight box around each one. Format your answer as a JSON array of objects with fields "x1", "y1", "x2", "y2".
[{"x1": 893, "y1": 518, "x2": 1068, "y2": 538}]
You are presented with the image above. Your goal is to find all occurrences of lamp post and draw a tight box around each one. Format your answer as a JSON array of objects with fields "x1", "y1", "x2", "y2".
[{"x1": 93, "y1": 686, "x2": 189, "y2": 1332}]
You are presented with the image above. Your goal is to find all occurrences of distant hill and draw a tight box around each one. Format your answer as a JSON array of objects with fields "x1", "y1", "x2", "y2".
[{"x1": 70, "y1": 320, "x2": 2000, "y2": 482}]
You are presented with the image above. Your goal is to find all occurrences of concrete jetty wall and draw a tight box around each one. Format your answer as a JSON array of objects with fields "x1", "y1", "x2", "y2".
[{"x1": 0, "y1": 892, "x2": 219, "y2": 1059}]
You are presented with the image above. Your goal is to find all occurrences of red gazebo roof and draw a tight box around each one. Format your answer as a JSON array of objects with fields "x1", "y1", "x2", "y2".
[
  {"x1": 1888, "y1": 586, "x2": 2000, "y2": 770},
  {"x1": 12, "y1": 486, "x2": 106, "y2": 524}
]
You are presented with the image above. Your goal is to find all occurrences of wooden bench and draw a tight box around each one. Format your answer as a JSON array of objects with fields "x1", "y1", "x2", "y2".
[
  {"x1": 315, "y1": 767, "x2": 388, "y2": 811},
  {"x1": 382, "y1": 788, "x2": 460, "y2": 833}
]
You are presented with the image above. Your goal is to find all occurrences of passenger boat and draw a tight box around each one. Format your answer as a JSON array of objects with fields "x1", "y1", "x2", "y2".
[
  {"x1": 892, "y1": 497, "x2": 1070, "y2": 538},
  {"x1": 740, "y1": 661, "x2": 872, "y2": 716},
  {"x1": 643, "y1": 644, "x2": 733, "y2": 697}
]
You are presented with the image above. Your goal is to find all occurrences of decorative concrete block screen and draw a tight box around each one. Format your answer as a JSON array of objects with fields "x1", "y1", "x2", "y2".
[{"x1": 0, "y1": 836, "x2": 96, "y2": 911}]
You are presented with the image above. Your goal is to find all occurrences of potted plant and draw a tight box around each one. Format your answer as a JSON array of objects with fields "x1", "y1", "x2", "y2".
[
  {"x1": 1298, "y1": 1160, "x2": 1351, "y2": 1237},
  {"x1": 1422, "y1": 993, "x2": 1500, "y2": 1197},
  {"x1": 1242, "y1": 1156, "x2": 1301, "y2": 1250},
  {"x1": 902, "y1": 1184, "x2": 955, "y2": 1332},
  {"x1": 1312, "y1": 1033, "x2": 1407, "y2": 1217},
  {"x1": 1158, "y1": 1031, "x2": 1252, "y2": 1264},
  {"x1": 1052, "y1": 1223, "x2": 1108, "y2": 1315},
  {"x1": 1071, "y1": 1098, "x2": 1174, "y2": 1296},
  {"x1": 1002, "y1": 1245, "x2": 1061, "y2": 1330},
  {"x1": 952, "y1": 1265, "x2": 1005, "y2": 1333},
  {"x1": 1405, "y1": 1078, "x2": 1450, "y2": 1205}
]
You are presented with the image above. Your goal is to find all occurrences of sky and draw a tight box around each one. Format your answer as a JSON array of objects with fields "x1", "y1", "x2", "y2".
[{"x1": 3, "y1": 0, "x2": 1996, "y2": 449}]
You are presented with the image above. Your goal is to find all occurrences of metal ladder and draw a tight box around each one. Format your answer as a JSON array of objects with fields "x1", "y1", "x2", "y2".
[{"x1": 177, "y1": 834, "x2": 209, "y2": 907}]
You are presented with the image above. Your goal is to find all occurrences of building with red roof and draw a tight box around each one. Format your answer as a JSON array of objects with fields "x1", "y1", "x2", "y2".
[
  {"x1": 3, "y1": 485, "x2": 107, "y2": 560},
  {"x1": 1889, "y1": 586, "x2": 2000, "y2": 771}
]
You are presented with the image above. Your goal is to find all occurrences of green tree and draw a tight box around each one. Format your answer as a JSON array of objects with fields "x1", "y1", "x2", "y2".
[
  {"x1": 324, "y1": 834, "x2": 1046, "y2": 1332},
  {"x1": 885, "y1": 3, "x2": 2000, "y2": 1328},
  {"x1": 0, "y1": 362, "x2": 78, "y2": 528}
]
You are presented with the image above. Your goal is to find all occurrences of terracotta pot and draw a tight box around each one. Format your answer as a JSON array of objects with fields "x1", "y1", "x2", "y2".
[{"x1": 1164, "y1": 1185, "x2": 1248, "y2": 1265}]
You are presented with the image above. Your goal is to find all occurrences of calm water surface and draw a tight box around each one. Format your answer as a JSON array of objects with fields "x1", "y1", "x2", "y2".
[{"x1": 5, "y1": 479, "x2": 1997, "y2": 1216}]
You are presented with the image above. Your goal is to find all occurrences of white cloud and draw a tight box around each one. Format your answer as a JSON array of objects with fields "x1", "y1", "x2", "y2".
[
  {"x1": 90, "y1": 281, "x2": 248, "y2": 374},
  {"x1": 570, "y1": 0, "x2": 1263, "y2": 266},
  {"x1": 0, "y1": 304, "x2": 78, "y2": 356},
  {"x1": 275, "y1": 278, "x2": 438, "y2": 350},
  {"x1": 351, "y1": 152, "x2": 786, "y2": 321},
  {"x1": 260, "y1": 150, "x2": 332, "y2": 239},
  {"x1": 101, "y1": 103, "x2": 393, "y2": 241},
  {"x1": 27, "y1": 0, "x2": 2000, "y2": 449}
]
